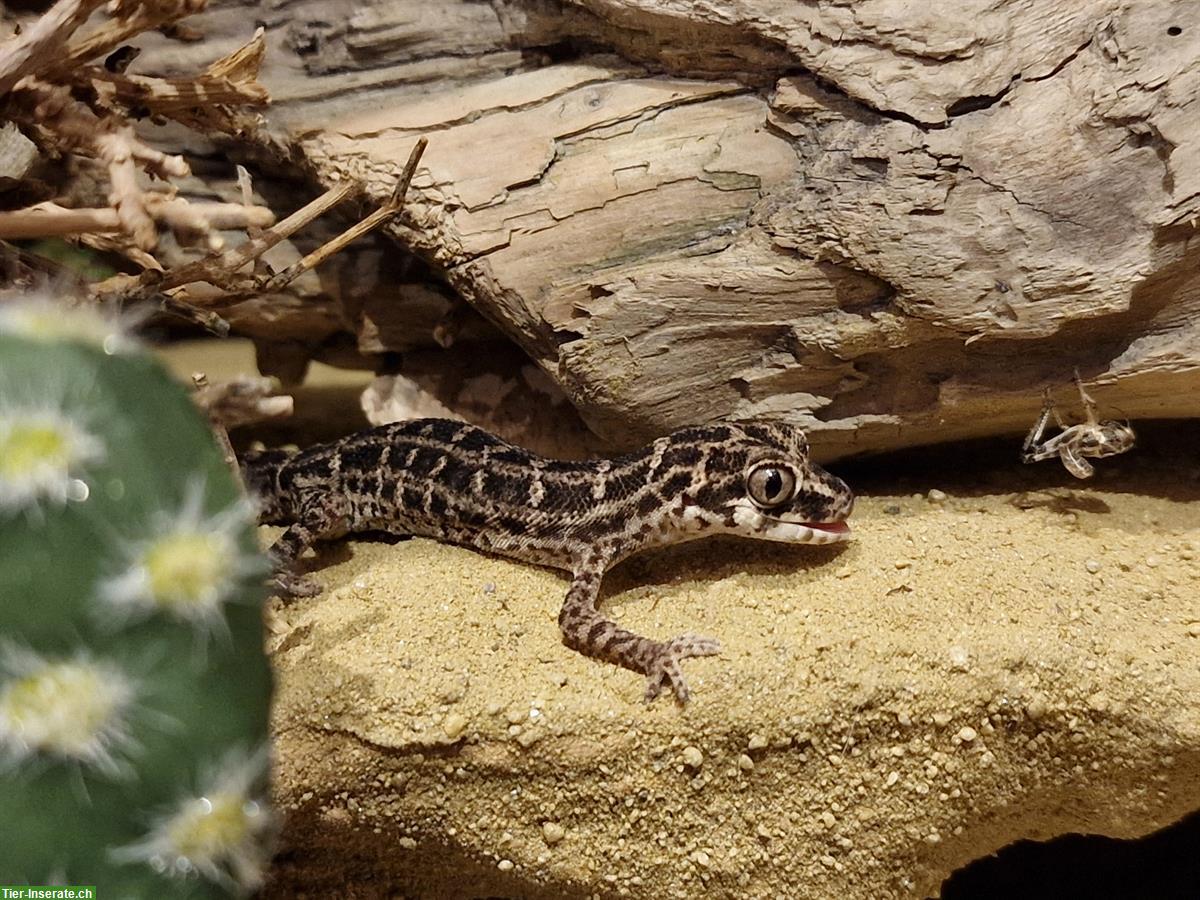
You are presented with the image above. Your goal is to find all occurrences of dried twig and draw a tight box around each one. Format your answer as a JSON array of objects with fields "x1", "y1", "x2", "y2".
[
  {"x1": 93, "y1": 179, "x2": 360, "y2": 304},
  {"x1": 2, "y1": 6, "x2": 268, "y2": 260},
  {"x1": 0, "y1": 0, "x2": 105, "y2": 95},
  {"x1": 258, "y1": 137, "x2": 428, "y2": 293},
  {"x1": 192, "y1": 371, "x2": 293, "y2": 479},
  {"x1": 0, "y1": 198, "x2": 274, "y2": 240},
  {"x1": 60, "y1": 0, "x2": 208, "y2": 73},
  {"x1": 192, "y1": 372, "x2": 293, "y2": 428}
]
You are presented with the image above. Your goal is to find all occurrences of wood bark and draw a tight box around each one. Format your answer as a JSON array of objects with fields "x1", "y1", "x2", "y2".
[{"x1": 132, "y1": 1, "x2": 1200, "y2": 458}]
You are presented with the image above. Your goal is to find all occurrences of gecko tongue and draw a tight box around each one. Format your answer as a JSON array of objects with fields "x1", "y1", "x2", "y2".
[{"x1": 805, "y1": 520, "x2": 850, "y2": 535}]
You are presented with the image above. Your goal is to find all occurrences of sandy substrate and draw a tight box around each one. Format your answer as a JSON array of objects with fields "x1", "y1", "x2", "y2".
[{"x1": 258, "y1": 430, "x2": 1200, "y2": 898}]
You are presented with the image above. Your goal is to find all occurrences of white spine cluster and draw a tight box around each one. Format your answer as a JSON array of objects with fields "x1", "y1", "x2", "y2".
[
  {"x1": 0, "y1": 294, "x2": 139, "y2": 355},
  {"x1": 0, "y1": 404, "x2": 104, "y2": 514},
  {"x1": 0, "y1": 645, "x2": 137, "y2": 776},
  {"x1": 112, "y1": 748, "x2": 273, "y2": 892},
  {"x1": 98, "y1": 480, "x2": 262, "y2": 635}
]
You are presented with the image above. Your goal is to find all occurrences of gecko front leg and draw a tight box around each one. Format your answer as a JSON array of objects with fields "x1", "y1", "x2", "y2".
[
  {"x1": 557, "y1": 550, "x2": 722, "y2": 704},
  {"x1": 269, "y1": 496, "x2": 350, "y2": 597}
]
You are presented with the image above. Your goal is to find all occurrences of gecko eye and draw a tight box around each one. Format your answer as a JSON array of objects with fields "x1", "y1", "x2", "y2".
[{"x1": 746, "y1": 464, "x2": 796, "y2": 508}]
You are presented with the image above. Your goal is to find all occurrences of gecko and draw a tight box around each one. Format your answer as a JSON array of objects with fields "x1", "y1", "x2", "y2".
[{"x1": 242, "y1": 418, "x2": 854, "y2": 703}]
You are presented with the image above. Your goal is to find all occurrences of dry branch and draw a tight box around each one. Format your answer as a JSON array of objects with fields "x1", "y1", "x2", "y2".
[
  {"x1": 192, "y1": 370, "x2": 293, "y2": 477},
  {"x1": 0, "y1": 199, "x2": 274, "y2": 240},
  {"x1": 0, "y1": 0, "x2": 105, "y2": 95},
  {"x1": 0, "y1": 3, "x2": 268, "y2": 263},
  {"x1": 257, "y1": 137, "x2": 427, "y2": 293}
]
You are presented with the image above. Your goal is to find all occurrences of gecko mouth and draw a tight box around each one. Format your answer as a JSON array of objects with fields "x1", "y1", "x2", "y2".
[
  {"x1": 752, "y1": 513, "x2": 852, "y2": 544},
  {"x1": 803, "y1": 520, "x2": 850, "y2": 535}
]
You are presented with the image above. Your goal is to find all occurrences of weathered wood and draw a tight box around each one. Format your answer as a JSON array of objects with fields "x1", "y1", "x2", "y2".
[{"x1": 130, "y1": 1, "x2": 1200, "y2": 458}]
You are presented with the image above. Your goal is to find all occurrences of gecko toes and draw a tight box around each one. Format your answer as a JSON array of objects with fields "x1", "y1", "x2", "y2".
[
  {"x1": 270, "y1": 571, "x2": 321, "y2": 599},
  {"x1": 642, "y1": 634, "x2": 723, "y2": 704}
]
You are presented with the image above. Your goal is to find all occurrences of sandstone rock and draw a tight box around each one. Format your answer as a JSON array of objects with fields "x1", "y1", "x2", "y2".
[{"x1": 262, "y1": 446, "x2": 1200, "y2": 898}]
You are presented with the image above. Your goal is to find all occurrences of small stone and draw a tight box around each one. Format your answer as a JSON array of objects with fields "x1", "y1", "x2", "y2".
[
  {"x1": 1145, "y1": 555, "x2": 1161, "y2": 568},
  {"x1": 1087, "y1": 691, "x2": 1110, "y2": 712},
  {"x1": 483, "y1": 582, "x2": 496, "y2": 594},
  {"x1": 956, "y1": 726, "x2": 978, "y2": 743},
  {"x1": 1085, "y1": 559, "x2": 1102, "y2": 574},
  {"x1": 1025, "y1": 695, "x2": 1049, "y2": 721},
  {"x1": 820, "y1": 855, "x2": 837, "y2": 868},
  {"x1": 542, "y1": 822, "x2": 565, "y2": 844},
  {"x1": 441, "y1": 713, "x2": 468, "y2": 740},
  {"x1": 682, "y1": 746, "x2": 704, "y2": 768},
  {"x1": 883, "y1": 504, "x2": 902, "y2": 515},
  {"x1": 692, "y1": 850, "x2": 711, "y2": 867},
  {"x1": 497, "y1": 859, "x2": 514, "y2": 872},
  {"x1": 738, "y1": 754, "x2": 754, "y2": 771},
  {"x1": 927, "y1": 489, "x2": 947, "y2": 502},
  {"x1": 885, "y1": 771, "x2": 900, "y2": 787},
  {"x1": 398, "y1": 836, "x2": 417, "y2": 850},
  {"x1": 1187, "y1": 623, "x2": 1200, "y2": 638},
  {"x1": 516, "y1": 729, "x2": 542, "y2": 748},
  {"x1": 948, "y1": 645, "x2": 970, "y2": 671},
  {"x1": 747, "y1": 733, "x2": 768, "y2": 751},
  {"x1": 820, "y1": 811, "x2": 836, "y2": 828},
  {"x1": 932, "y1": 712, "x2": 953, "y2": 727}
]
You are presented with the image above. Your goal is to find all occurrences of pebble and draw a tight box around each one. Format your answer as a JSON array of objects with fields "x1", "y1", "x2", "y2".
[
  {"x1": 747, "y1": 733, "x2": 769, "y2": 751},
  {"x1": 948, "y1": 646, "x2": 970, "y2": 670},
  {"x1": 956, "y1": 726, "x2": 978, "y2": 743},
  {"x1": 883, "y1": 504, "x2": 902, "y2": 515},
  {"x1": 483, "y1": 582, "x2": 496, "y2": 594},
  {"x1": 1025, "y1": 695, "x2": 1049, "y2": 720},
  {"x1": 738, "y1": 754, "x2": 754, "y2": 771},
  {"x1": 682, "y1": 746, "x2": 704, "y2": 768},
  {"x1": 927, "y1": 489, "x2": 947, "y2": 503},
  {"x1": 1145, "y1": 555, "x2": 1161, "y2": 568},
  {"x1": 497, "y1": 859, "x2": 514, "y2": 872},
  {"x1": 885, "y1": 771, "x2": 900, "y2": 787},
  {"x1": 1187, "y1": 623, "x2": 1200, "y2": 638},
  {"x1": 441, "y1": 713, "x2": 468, "y2": 740},
  {"x1": 932, "y1": 712, "x2": 953, "y2": 727},
  {"x1": 1085, "y1": 559, "x2": 1101, "y2": 574},
  {"x1": 542, "y1": 822, "x2": 565, "y2": 844}
]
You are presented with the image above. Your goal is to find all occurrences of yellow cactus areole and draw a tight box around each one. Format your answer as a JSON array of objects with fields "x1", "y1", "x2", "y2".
[
  {"x1": 0, "y1": 422, "x2": 71, "y2": 478},
  {"x1": 168, "y1": 791, "x2": 267, "y2": 871},
  {"x1": 98, "y1": 481, "x2": 260, "y2": 634},
  {"x1": 0, "y1": 296, "x2": 135, "y2": 355},
  {"x1": 0, "y1": 653, "x2": 135, "y2": 773},
  {"x1": 112, "y1": 750, "x2": 273, "y2": 890},
  {"x1": 143, "y1": 530, "x2": 230, "y2": 611},
  {"x1": 0, "y1": 409, "x2": 103, "y2": 512}
]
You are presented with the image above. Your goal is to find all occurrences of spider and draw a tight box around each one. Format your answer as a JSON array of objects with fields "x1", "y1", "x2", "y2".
[{"x1": 1021, "y1": 373, "x2": 1135, "y2": 479}]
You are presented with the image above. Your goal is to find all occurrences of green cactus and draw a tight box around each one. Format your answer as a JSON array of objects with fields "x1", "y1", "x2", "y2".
[{"x1": 0, "y1": 298, "x2": 274, "y2": 897}]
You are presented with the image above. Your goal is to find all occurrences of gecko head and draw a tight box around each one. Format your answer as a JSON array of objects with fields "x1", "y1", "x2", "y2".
[
  {"x1": 691, "y1": 421, "x2": 853, "y2": 546},
  {"x1": 657, "y1": 422, "x2": 854, "y2": 547}
]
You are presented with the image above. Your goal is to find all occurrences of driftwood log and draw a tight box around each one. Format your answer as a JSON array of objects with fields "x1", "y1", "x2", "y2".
[{"x1": 132, "y1": 1, "x2": 1200, "y2": 458}]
